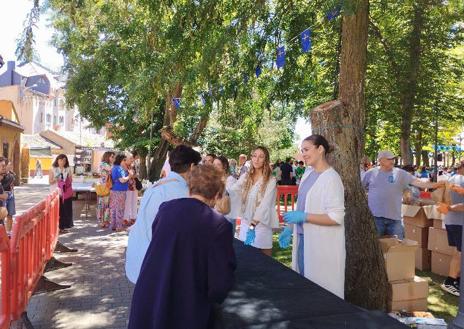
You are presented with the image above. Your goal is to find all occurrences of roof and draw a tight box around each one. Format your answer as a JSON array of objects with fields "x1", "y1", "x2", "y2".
[
  {"x1": 21, "y1": 134, "x2": 62, "y2": 150},
  {"x1": 16, "y1": 62, "x2": 65, "y2": 89},
  {"x1": 0, "y1": 99, "x2": 20, "y2": 123},
  {"x1": 41, "y1": 129, "x2": 114, "y2": 148},
  {"x1": 0, "y1": 116, "x2": 23, "y2": 132}
]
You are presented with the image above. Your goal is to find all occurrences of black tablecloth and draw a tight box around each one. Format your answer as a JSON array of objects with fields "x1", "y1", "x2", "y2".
[{"x1": 219, "y1": 240, "x2": 408, "y2": 329}]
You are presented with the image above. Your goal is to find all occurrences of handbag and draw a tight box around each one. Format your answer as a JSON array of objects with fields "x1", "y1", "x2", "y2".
[
  {"x1": 58, "y1": 176, "x2": 74, "y2": 200},
  {"x1": 95, "y1": 171, "x2": 113, "y2": 197},
  {"x1": 135, "y1": 177, "x2": 143, "y2": 191}
]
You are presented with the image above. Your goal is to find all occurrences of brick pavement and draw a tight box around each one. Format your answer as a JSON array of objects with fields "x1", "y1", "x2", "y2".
[{"x1": 26, "y1": 200, "x2": 134, "y2": 329}]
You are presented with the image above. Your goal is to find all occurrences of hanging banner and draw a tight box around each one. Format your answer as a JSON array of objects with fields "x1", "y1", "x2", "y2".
[
  {"x1": 276, "y1": 46, "x2": 286, "y2": 69},
  {"x1": 301, "y1": 29, "x2": 312, "y2": 53}
]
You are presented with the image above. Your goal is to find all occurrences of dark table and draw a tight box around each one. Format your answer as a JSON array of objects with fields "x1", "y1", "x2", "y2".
[{"x1": 220, "y1": 240, "x2": 408, "y2": 329}]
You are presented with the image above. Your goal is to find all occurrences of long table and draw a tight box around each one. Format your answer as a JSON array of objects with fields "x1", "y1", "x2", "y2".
[{"x1": 219, "y1": 240, "x2": 408, "y2": 329}]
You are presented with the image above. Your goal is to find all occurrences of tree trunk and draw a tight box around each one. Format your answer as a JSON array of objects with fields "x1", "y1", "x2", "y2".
[
  {"x1": 421, "y1": 150, "x2": 430, "y2": 167},
  {"x1": 148, "y1": 139, "x2": 170, "y2": 182},
  {"x1": 399, "y1": 2, "x2": 425, "y2": 165},
  {"x1": 311, "y1": 0, "x2": 388, "y2": 310},
  {"x1": 139, "y1": 154, "x2": 147, "y2": 180},
  {"x1": 414, "y1": 130, "x2": 423, "y2": 167}
]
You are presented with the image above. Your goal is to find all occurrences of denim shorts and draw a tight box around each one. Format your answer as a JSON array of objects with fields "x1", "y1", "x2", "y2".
[{"x1": 374, "y1": 217, "x2": 404, "y2": 239}]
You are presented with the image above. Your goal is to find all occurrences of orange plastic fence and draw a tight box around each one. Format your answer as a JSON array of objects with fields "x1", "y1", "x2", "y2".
[
  {"x1": 0, "y1": 225, "x2": 10, "y2": 329},
  {"x1": 6, "y1": 190, "x2": 60, "y2": 323},
  {"x1": 276, "y1": 185, "x2": 298, "y2": 223}
]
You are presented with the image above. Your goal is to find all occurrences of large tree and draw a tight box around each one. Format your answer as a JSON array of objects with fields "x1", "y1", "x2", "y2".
[{"x1": 311, "y1": 0, "x2": 388, "y2": 309}]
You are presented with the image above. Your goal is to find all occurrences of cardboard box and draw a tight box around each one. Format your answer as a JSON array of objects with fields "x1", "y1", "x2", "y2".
[
  {"x1": 423, "y1": 205, "x2": 445, "y2": 221},
  {"x1": 427, "y1": 227, "x2": 457, "y2": 256},
  {"x1": 379, "y1": 238, "x2": 418, "y2": 282},
  {"x1": 389, "y1": 298, "x2": 428, "y2": 312},
  {"x1": 403, "y1": 205, "x2": 433, "y2": 228},
  {"x1": 431, "y1": 251, "x2": 453, "y2": 277},
  {"x1": 415, "y1": 248, "x2": 431, "y2": 271},
  {"x1": 433, "y1": 219, "x2": 444, "y2": 230},
  {"x1": 389, "y1": 276, "x2": 429, "y2": 301},
  {"x1": 405, "y1": 223, "x2": 429, "y2": 248}
]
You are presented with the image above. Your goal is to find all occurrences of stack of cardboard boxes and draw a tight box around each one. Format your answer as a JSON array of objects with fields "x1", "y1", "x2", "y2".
[
  {"x1": 428, "y1": 220, "x2": 457, "y2": 276},
  {"x1": 403, "y1": 204, "x2": 454, "y2": 277},
  {"x1": 379, "y1": 238, "x2": 429, "y2": 312},
  {"x1": 403, "y1": 205, "x2": 433, "y2": 270}
]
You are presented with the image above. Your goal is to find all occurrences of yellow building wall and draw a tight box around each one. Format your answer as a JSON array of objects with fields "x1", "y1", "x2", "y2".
[
  {"x1": 29, "y1": 157, "x2": 53, "y2": 171},
  {"x1": 0, "y1": 127, "x2": 21, "y2": 179}
]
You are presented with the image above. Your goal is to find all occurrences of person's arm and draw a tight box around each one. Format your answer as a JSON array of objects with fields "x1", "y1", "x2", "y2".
[
  {"x1": 49, "y1": 169, "x2": 57, "y2": 184},
  {"x1": 251, "y1": 178, "x2": 277, "y2": 226},
  {"x1": 309, "y1": 176, "x2": 345, "y2": 226},
  {"x1": 207, "y1": 220, "x2": 236, "y2": 303},
  {"x1": 228, "y1": 172, "x2": 247, "y2": 192},
  {"x1": 449, "y1": 203, "x2": 464, "y2": 212},
  {"x1": 118, "y1": 168, "x2": 131, "y2": 183},
  {"x1": 410, "y1": 178, "x2": 444, "y2": 190}
]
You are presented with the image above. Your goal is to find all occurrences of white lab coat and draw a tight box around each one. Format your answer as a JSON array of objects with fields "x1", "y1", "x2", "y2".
[{"x1": 291, "y1": 167, "x2": 346, "y2": 299}]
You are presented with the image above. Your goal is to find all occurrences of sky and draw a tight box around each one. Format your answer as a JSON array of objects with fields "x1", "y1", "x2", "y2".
[
  {"x1": 0, "y1": 1, "x2": 312, "y2": 144},
  {"x1": 0, "y1": 0, "x2": 63, "y2": 71}
]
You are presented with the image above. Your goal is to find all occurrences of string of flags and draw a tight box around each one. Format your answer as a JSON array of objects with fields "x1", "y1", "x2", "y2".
[
  {"x1": 171, "y1": 7, "x2": 341, "y2": 110},
  {"x1": 434, "y1": 145, "x2": 463, "y2": 152}
]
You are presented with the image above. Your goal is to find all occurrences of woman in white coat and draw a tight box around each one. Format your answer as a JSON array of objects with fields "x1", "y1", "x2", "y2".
[
  {"x1": 231, "y1": 146, "x2": 278, "y2": 256},
  {"x1": 279, "y1": 135, "x2": 345, "y2": 299}
]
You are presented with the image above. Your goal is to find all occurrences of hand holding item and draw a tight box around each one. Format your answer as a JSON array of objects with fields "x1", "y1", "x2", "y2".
[
  {"x1": 450, "y1": 184, "x2": 464, "y2": 195},
  {"x1": 278, "y1": 226, "x2": 293, "y2": 249},
  {"x1": 433, "y1": 181, "x2": 446, "y2": 189},
  {"x1": 283, "y1": 211, "x2": 307, "y2": 224},
  {"x1": 244, "y1": 228, "x2": 256, "y2": 246},
  {"x1": 436, "y1": 202, "x2": 449, "y2": 215}
]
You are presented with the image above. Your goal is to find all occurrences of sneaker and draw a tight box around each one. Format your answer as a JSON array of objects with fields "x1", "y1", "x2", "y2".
[{"x1": 441, "y1": 282, "x2": 460, "y2": 297}]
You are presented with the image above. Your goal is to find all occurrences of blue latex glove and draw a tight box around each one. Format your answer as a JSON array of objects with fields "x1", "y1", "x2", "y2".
[
  {"x1": 283, "y1": 211, "x2": 307, "y2": 224},
  {"x1": 278, "y1": 226, "x2": 293, "y2": 249},
  {"x1": 244, "y1": 229, "x2": 256, "y2": 246}
]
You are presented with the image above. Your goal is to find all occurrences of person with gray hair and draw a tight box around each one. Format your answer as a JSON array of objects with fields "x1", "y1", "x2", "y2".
[{"x1": 362, "y1": 150, "x2": 444, "y2": 238}]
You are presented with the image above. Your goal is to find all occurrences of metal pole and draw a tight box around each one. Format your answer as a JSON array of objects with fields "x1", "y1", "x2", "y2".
[{"x1": 449, "y1": 230, "x2": 464, "y2": 328}]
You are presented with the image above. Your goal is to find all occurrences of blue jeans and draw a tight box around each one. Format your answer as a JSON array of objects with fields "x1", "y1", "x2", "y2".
[
  {"x1": 297, "y1": 234, "x2": 305, "y2": 275},
  {"x1": 374, "y1": 217, "x2": 404, "y2": 239}
]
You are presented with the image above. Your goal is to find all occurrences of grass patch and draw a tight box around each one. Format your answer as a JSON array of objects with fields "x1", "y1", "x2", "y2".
[
  {"x1": 416, "y1": 270, "x2": 458, "y2": 323},
  {"x1": 271, "y1": 233, "x2": 459, "y2": 323}
]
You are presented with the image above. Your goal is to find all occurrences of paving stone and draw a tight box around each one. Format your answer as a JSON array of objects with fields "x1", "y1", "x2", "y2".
[{"x1": 24, "y1": 197, "x2": 134, "y2": 329}]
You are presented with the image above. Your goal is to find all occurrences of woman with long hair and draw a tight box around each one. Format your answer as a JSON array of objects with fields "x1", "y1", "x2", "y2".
[
  {"x1": 213, "y1": 156, "x2": 239, "y2": 232},
  {"x1": 97, "y1": 151, "x2": 115, "y2": 228},
  {"x1": 231, "y1": 146, "x2": 278, "y2": 256},
  {"x1": 110, "y1": 153, "x2": 133, "y2": 231},
  {"x1": 49, "y1": 154, "x2": 74, "y2": 233},
  {"x1": 279, "y1": 135, "x2": 345, "y2": 298}
]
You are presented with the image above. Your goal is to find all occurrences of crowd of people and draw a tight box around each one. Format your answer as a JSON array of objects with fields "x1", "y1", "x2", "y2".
[
  {"x1": 5, "y1": 132, "x2": 464, "y2": 328},
  {"x1": 125, "y1": 135, "x2": 347, "y2": 328}
]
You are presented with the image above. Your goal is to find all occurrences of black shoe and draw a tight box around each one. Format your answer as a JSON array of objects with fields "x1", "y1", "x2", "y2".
[{"x1": 441, "y1": 281, "x2": 460, "y2": 297}]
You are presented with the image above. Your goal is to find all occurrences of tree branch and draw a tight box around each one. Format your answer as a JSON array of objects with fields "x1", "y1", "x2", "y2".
[{"x1": 368, "y1": 17, "x2": 401, "y2": 79}]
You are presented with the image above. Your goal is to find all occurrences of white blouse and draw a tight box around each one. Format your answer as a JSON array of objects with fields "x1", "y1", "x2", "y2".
[{"x1": 231, "y1": 173, "x2": 279, "y2": 228}]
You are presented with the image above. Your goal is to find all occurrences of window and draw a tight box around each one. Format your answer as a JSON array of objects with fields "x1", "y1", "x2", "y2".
[
  {"x1": 40, "y1": 113, "x2": 43, "y2": 123},
  {"x1": 2, "y1": 143, "x2": 9, "y2": 158},
  {"x1": 46, "y1": 114, "x2": 51, "y2": 123},
  {"x1": 53, "y1": 115, "x2": 57, "y2": 125},
  {"x1": 59, "y1": 116, "x2": 64, "y2": 124}
]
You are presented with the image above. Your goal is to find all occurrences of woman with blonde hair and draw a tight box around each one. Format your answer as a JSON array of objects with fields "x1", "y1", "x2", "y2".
[{"x1": 231, "y1": 146, "x2": 278, "y2": 256}]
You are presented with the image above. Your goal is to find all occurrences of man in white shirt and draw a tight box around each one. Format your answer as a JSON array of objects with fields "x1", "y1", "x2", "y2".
[{"x1": 125, "y1": 145, "x2": 201, "y2": 283}]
